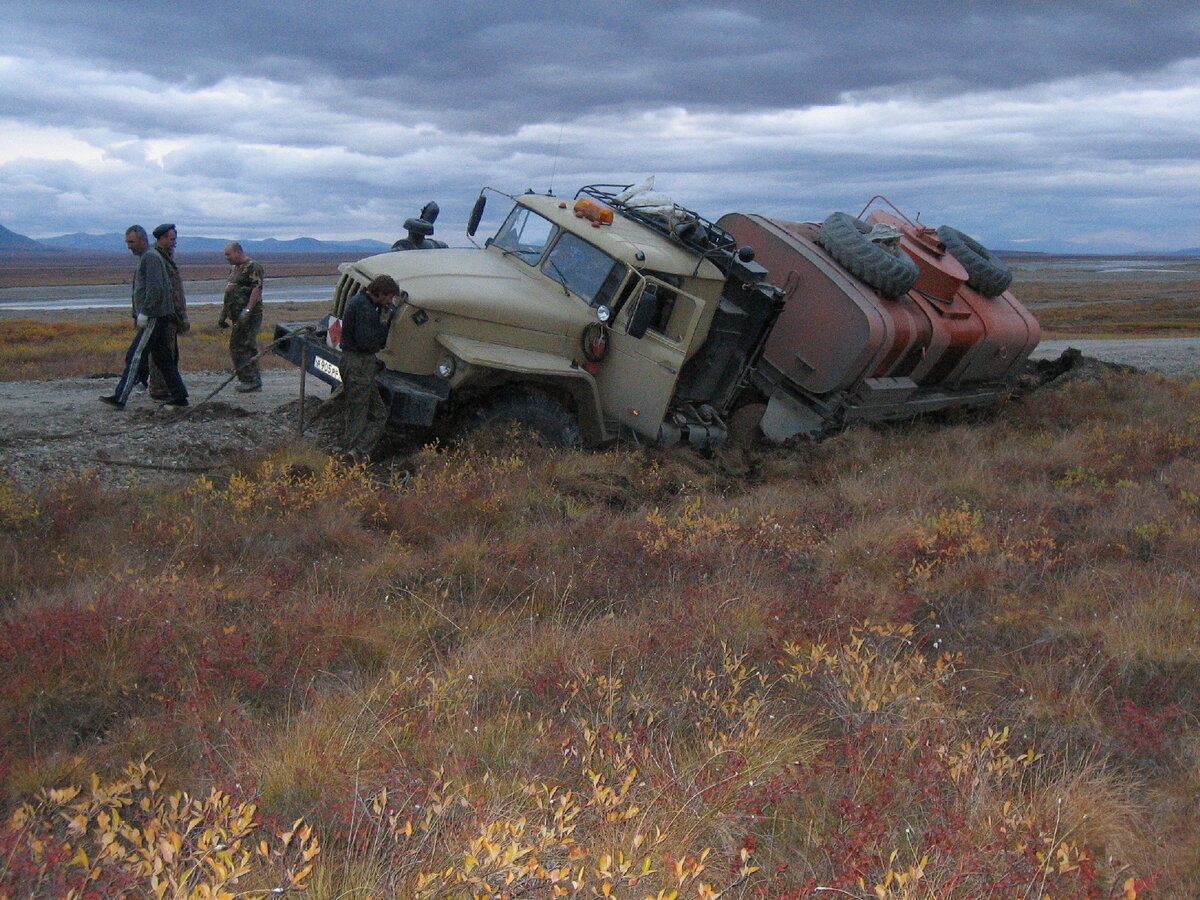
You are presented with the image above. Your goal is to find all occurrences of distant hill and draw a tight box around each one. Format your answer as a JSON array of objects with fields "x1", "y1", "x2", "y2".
[
  {"x1": 0, "y1": 223, "x2": 45, "y2": 250},
  {"x1": 36, "y1": 232, "x2": 123, "y2": 252},
  {"x1": 39, "y1": 232, "x2": 392, "y2": 254}
]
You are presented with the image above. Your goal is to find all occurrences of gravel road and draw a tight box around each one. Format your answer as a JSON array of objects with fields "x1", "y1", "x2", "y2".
[{"x1": 1030, "y1": 337, "x2": 1200, "y2": 378}]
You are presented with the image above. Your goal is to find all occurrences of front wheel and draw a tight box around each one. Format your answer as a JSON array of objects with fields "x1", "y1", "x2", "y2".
[{"x1": 454, "y1": 389, "x2": 583, "y2": 449}]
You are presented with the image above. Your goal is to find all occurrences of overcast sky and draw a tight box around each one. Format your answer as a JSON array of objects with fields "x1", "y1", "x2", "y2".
[{"x1": 2, "y1": 0, "x2": 1198, "y2": 252}]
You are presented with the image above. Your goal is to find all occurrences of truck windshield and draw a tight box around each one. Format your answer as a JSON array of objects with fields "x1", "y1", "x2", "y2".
[
  {"x1": 542, "y1": 232, "x2": 625, "y2": 308},
  {"x1": 492, "y1": 206, "x2": 553, "y2": 264}
]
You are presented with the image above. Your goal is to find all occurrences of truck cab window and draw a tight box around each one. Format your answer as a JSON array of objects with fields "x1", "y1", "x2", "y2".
[
  {"x1": 493, "y1": 206, "x2": 554, "y2": 264},
  {"x1": 647, "y1": 273, "x2": 681, "y2": 335},
  {"x1": 542, "y1": 232, "x2": 624, "y2": 307}
]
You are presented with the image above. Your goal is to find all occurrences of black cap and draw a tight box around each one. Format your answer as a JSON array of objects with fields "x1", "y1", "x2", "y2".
[{"x1": 152, "y1": 223, "x2": 176, "y2": 239}]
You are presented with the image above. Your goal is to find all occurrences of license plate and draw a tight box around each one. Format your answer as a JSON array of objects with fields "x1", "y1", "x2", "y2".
[{"x1": 313, "y1": 355, "x2": 341, "y2": 382}]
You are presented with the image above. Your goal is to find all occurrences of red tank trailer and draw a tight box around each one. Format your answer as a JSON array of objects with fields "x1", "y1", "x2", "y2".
[{"x1": 718, "y1": 199, "x2": 1039, "y2": 440}]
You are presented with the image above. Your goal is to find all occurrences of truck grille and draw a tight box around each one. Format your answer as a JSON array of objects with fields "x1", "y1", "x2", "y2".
[{"x1": 332, "y1": 272, "x2": 366, "y2": 316}]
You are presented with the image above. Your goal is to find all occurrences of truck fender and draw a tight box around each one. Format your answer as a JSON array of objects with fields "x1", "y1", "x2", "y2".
[
  {"x1": 435, "y1": 334, "x2": 608, "y2": 445},
  {"x1": 760, "y1": 387, "x2": 830, "y2": 443}
]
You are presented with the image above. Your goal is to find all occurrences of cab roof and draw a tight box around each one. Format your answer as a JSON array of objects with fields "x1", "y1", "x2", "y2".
[{"x1": 514, "y1": 192, "x2": 726, "y2": 282}]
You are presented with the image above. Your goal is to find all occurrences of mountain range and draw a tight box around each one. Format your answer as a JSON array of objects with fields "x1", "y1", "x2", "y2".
[{"x1": 0, "y1": 223, "x2": 392, "y2": 254}]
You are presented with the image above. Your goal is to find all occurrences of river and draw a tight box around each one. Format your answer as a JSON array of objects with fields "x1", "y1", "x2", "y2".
[{"x1": 0, "y1": 275, "x2": 332, "y2": 313}]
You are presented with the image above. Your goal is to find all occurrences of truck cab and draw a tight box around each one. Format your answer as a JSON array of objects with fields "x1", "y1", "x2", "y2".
[{"x1": 275, "y1": 184, "x2": 782, "y2": 448}]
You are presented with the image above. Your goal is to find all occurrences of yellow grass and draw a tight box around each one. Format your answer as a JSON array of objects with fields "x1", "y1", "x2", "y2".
[{"x1": 3, "y1": 369, "x2": 1200, "y2": 896}]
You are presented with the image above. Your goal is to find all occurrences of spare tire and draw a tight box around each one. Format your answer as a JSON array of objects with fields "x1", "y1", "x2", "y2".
[
  {"x1": 817, "y1": 212, "x2": 919, "y2": 299},
  {"x1": 937, "y1": 225, "x2": 1013, "y2": 297}
]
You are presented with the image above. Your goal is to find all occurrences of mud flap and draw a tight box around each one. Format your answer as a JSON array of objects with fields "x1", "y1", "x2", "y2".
[{"x1": 760, "y1": 389, "x2": 828, "y2": 442}]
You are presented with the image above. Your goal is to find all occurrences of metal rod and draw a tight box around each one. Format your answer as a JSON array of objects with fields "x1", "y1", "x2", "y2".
[{"x1": 298, "y1": 344, "x2": 307, "y2": 435}]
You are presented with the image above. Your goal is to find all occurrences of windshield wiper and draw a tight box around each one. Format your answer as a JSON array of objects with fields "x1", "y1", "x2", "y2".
[{"x1": 545, "y1": 260, "x2": 571, "y2": 296}]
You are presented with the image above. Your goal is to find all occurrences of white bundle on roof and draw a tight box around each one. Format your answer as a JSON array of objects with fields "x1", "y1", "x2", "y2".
[{"x1": 614, "y1": 176, "x2": 677, "y2": 219}]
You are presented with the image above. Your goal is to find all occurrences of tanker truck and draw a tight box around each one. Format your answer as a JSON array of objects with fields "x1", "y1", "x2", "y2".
[{"x1": 272, "y1": 182, "x2": 1040, "y2": 448}]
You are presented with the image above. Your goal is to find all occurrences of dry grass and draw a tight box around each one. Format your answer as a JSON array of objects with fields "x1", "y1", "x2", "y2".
[
  {"x1": 0, "y1": 301, "x2": 328, "y2": 379},
  {"x1": 1008, "y1": 256, "x2": 1200, "y2": 338},
  {"x1": 3, "y1": 365, "x2": 1199, "y2": 897}
]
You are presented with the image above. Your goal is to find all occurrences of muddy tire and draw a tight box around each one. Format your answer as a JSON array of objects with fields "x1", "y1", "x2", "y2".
[
  {"x1": 727, "y1": 402, "x2": 766, "y2": 448},
  {"x1": 817, "y1": 211, "x2": 919, "y2": 299},
  {"x1": 455, "y1": 389, "x2": 583, "y2": 449},
  {"x1": 937, "y1": 225, "x2": 1013, "y2": 297}
]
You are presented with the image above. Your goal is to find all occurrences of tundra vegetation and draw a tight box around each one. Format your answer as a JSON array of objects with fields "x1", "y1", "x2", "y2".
[{"x1": 1, "y1": 264, "x2": 1199, "y2": 899}]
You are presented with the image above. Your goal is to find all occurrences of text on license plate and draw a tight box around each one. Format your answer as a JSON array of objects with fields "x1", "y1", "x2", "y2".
[{"x1": 313, "y1": 355, "x2": 341, "y2": 382}]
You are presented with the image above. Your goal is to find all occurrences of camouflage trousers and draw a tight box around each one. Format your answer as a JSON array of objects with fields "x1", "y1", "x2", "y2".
[
  {"x1": 338, "y1": 350, "x2": 388, "y2": 455},
  {"x1": 230, "y1": 306, "x2": 263, "y2": 385}
]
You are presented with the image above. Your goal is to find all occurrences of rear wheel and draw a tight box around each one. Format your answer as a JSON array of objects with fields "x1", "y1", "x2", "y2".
[
  {"x1": 817, "y1": 211, "x2": 919, "y2": 299},
  {"x1": 455, "y1": 389, "x2": 583, "y2": 449},
  {"x1": 937, "y1": 225, "x2": 1013, "y2": 297}
]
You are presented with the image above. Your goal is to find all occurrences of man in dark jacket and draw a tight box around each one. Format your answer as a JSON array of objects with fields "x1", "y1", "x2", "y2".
[
  {"x1": 100, "y1": 225, "x2": 189, "y2": 409},
  {"x1": 147, "y1": 223, "x2": 190, "y2": 402},
  {"x1": 338, "y1": 274, "x2": 400, "y2": 460}
]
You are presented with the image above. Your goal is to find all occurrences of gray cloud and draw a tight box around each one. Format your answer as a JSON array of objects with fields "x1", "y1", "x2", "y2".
[{"x1": 1, "y1": 0, "x2": 1198, "y2": 251}]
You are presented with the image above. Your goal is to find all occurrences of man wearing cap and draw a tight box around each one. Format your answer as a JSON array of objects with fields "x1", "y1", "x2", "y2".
[
  {"x1": 100, "y1": 225, "x2": 189, "y2": 409},
  {"x1": 219, "y1": 241, "x2": 265, "y2": 391},
  {"x1": 147, "y1": 223, "x2": 190, "y2": 402}
]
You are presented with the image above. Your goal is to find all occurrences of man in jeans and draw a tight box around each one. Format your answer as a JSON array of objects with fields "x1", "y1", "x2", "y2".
[
  {"x1": 338, "y1": 274, "x2": 400, "y2": 461},
  {"x1": 219, "y1": 241, "x2": 265, "y2": 391},
  {"x1": 101, "y1": 225, "x2": 189, "y2": 409}
]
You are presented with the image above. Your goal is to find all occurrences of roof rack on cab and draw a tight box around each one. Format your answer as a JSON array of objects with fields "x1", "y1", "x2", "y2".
[{"x1": 576, "y1": 183, "x2": 739, "y2": 272}]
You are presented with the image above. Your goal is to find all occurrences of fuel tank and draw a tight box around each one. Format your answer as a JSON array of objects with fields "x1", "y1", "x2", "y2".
[{"x1": 718, "y1": 210, "x2": 1040, "y2": 433}]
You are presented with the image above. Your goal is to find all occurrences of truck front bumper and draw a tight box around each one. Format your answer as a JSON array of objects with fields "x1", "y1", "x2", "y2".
[{"x1": 273, "y1": 321, "x2": 451, "y2": 427}]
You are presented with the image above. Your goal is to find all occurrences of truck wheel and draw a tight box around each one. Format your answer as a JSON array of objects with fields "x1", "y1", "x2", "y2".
[
  {"x1": 817, "y1": 211, "x2": 919, "y2": 299},
  {"x1": 456, "y1": 389, "x2": 583, "y2": 449},
  {"x1": 937, "y1": 225, "x2": 1013, "y2": 297}
]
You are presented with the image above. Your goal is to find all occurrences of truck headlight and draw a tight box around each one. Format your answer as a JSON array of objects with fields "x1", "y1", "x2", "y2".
[{"x1": 436, "y1": 354, "x2": 457, "y2": 379}]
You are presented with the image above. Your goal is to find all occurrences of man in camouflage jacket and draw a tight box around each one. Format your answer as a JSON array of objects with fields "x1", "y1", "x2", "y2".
[{"x1": 220, "y1": 242, "x2": 265, "y2": 391}]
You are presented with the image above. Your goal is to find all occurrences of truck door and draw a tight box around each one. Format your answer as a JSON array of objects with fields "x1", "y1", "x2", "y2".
[{"x1": 594, "y1": 273, "x2": 702, "y2": 441}]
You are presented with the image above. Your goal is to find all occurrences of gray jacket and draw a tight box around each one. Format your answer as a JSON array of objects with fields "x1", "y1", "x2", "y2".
[{"x1": 132, "y1": 248, "x2": 173, "y2": 319}]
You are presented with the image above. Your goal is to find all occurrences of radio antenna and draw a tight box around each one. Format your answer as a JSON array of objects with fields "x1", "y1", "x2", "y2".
[{"x1": 547, "y1": 123, "x2": 564, "y2": 196}]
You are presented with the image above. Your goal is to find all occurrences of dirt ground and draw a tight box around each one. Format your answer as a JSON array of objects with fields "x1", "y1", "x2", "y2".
[
  {"x1": 0, "y1": 369, "x2": 337, "y2": 490},
  {"x1": 2, "y1": 338, "x2": 1197, "y2": 491}
]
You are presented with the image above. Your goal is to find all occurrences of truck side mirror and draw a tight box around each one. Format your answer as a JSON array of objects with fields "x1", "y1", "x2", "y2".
[
  {"x1": 627, "y1": 288, "x2": 658, "y2": 339},
  {"x1": 467, "y1": 195, "x2": 487, "y2": 236}
]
